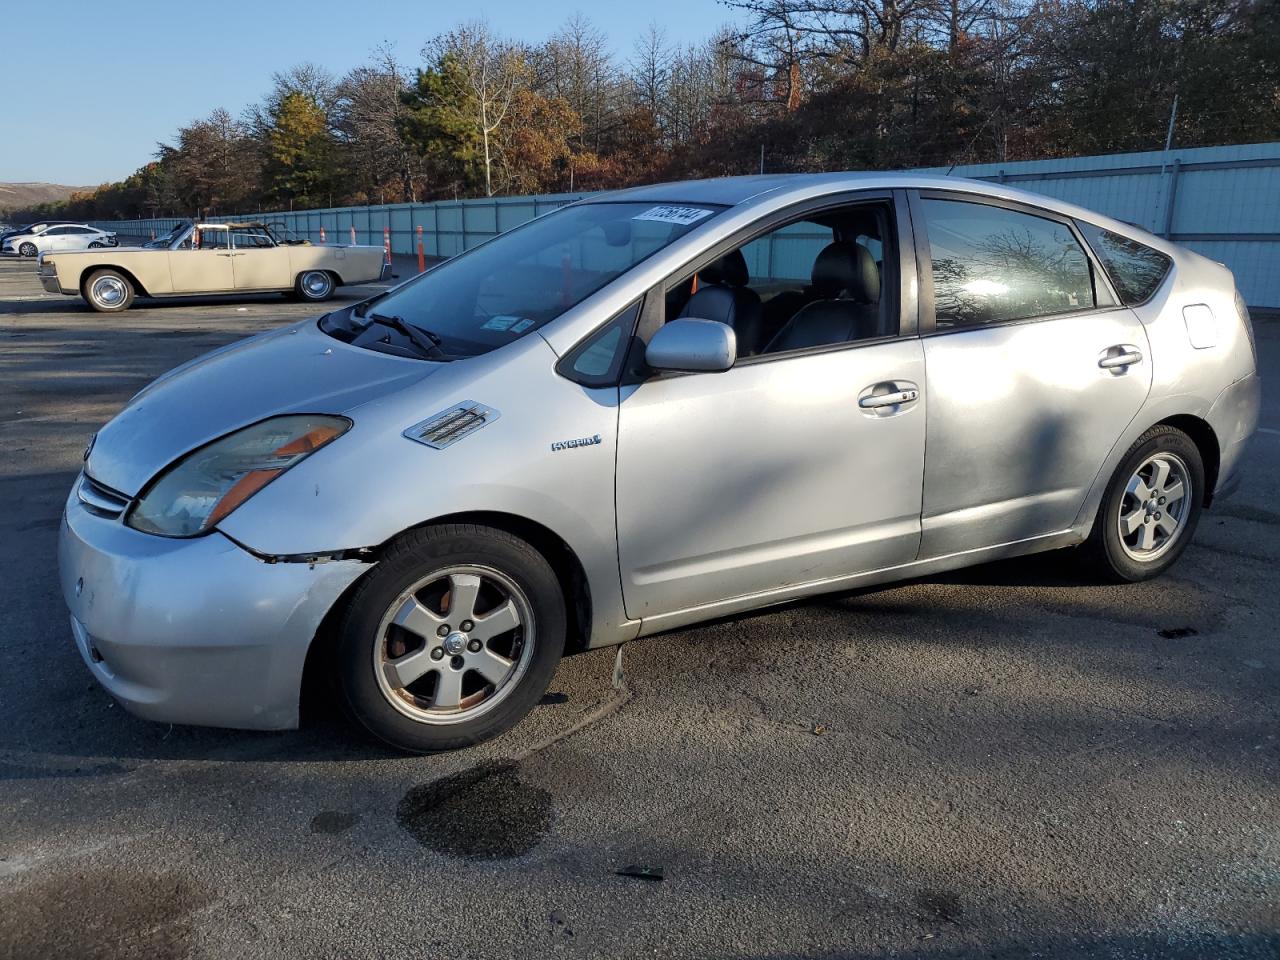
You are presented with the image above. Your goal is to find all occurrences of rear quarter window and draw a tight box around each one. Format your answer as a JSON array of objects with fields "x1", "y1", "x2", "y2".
[{"x1": 1078, "y1": 223, "x2": 1172, "y2": 305}]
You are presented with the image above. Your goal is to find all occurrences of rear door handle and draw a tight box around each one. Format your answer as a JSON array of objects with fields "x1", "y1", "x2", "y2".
[{"x1": 1098, "y1": 345, "x2": 1143, "y2": 369}]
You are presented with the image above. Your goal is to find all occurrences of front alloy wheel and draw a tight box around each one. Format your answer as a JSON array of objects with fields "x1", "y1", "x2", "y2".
[
  {"x1": 374, "y1": 565, "x2": 535, "y2": 724},
  {"x1": 337, "y1": 524, "x2": 566, "y2": 752},
  {"x1": 18, "y1": 242, "x2": 36, "y2": 258}
]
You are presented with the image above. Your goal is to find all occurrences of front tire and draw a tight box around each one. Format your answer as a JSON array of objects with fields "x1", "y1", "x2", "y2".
[
  {"x1": 18, "y1": 242, "x2": 36, "y2": 258},
  {"x1": 83, "y1": 269, "x2": 135, "y2": 313},
  {"x1": 1083, "y1": 424, "x2": 1204, "y2": 582},
  {"x1": 295, "y1": 269, "x2": 336, "y2": 302},
  {"x1": 336, "y1": 524, "x2": 566, "y2": 752},
  {"x1": 88, "y1": 242, "x2": 104, "y2": 248}
]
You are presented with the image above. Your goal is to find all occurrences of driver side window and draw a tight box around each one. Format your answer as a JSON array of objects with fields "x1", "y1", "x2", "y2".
[{"x1": 661, "y1": 201, "x2": 897, "y2": 358}]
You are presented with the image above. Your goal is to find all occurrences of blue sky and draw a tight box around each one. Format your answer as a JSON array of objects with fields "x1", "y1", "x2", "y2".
[{"x1": 1, "y1": 0, "x2": 742, "y2": 186}]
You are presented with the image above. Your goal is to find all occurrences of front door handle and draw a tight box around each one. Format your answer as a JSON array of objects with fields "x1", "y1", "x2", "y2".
[
  {"x1": 860, "y1": 389, "x2": 919, "y2": 409},
  {"x1": 1099, "y1": 345, "x2": 1143, "y2": 369},
  {"x1": 858, "y1": 380, "x2": 920, "y2": 414}
]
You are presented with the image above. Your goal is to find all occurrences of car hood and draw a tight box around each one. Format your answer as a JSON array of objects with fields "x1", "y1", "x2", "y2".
[{"x1": 87, "y1": 319, "x2": 436, "y2": 496}]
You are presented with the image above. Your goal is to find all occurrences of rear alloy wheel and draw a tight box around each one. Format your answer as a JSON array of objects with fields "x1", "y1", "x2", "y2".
[
  {"x1": 18, "y1": 242, "x2": 36, "y2": 258},
  {"x1": 295, "y1": 269, "x2": 336, "y2": 302},
  {"x1": 336, "y1": 524, "x2": 565, "y2": 752},
  {"x1": 83, "y1": 269, "x2": 136, "y2": 313},
  {"x1": 1084, "y1": 425, "x2": 1204, "y2": 582}
]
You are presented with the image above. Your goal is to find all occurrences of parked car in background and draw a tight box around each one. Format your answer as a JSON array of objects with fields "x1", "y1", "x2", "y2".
[
  {"x1": 37, "y1": 220, "x2": 388, "y2": 311},
  {"x1": 3, "y1": 224, "x2": 116, "y2": 257},
  {"x1": 59, "y1": 174, "x2": 1259, "y2": 752},
  {"x1": 0, "y1": 219, "x2": 78, "y2": 248}
]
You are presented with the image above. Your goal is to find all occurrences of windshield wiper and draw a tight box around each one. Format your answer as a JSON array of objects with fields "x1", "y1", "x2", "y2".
[{"x1": 362, "y1": 313, "x2": 446, "y2": 359}]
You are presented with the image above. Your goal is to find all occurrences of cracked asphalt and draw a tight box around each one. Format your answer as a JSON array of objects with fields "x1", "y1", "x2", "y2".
[{"x1": 1, "y1": 255, "x2": 1277, "y2": 959}]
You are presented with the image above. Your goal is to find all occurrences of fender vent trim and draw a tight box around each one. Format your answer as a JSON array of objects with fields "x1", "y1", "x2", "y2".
[{"x1": 403, "y1": 402, "x2": 500, "y2": 450}]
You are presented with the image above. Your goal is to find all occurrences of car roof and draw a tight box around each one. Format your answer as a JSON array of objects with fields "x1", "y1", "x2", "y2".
[{"x1": 587, "y1": 171, "x2": 1174, "y2": 253}]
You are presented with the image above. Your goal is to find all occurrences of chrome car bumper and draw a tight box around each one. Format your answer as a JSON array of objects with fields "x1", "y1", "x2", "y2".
[
  {"x1": 39, "y1": 274, "x2": 63, "y2": 294},
  {"x1": 58, "y1": 478, "x2": 368, "y2": 730}
]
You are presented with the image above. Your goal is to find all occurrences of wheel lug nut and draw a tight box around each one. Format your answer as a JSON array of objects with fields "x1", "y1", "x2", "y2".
[
  {"x1": 429, "y1": 647, "x2": 444, "y2": 661},
  {"x1": 437, "y1": 625, "x2": 450, "y2": 637},
  {"x1": 450, "y1": 655, "x2": 465, "y2": 670},
  {"x1": 1154, "y1": 512, "x2": 1161, "y2": 520},
  {"x1": 467, "y1": 639, "x2": 482, "y2": 653},
  {"x1": 1158, "y1": 497, "x2": 1166, "y2": 505},
  {"x1": 460, "y1": 620, "x2": 474, "y2": 632}
]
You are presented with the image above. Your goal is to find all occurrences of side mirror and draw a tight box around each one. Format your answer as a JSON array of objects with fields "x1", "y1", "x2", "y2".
[{"x1": 645, "y1": 318, "x2": 737, "y2": 374}]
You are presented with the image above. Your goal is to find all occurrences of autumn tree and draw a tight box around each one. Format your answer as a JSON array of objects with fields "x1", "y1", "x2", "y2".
[
  {"x1": 414, "y1": 22, "x2": 524, "y2": 197},
  {"x1": 536, "y1": 15, "x2": 619, "y2": 154},
  {"x1": 261, "y1": 90, "x2": 340, "y2": 208},
  {"x1": 155, "y1": 108, "x2": 256, "y2": 216},
  {"x1": 335, "y1": 45, "x2": 427, "y2": 203},
  {"x1": 9, "y1": 5, "x2": 1280, "y2": 223}
]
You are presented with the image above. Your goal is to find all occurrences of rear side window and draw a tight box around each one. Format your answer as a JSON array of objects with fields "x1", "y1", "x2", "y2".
[
  {"x1": 921, "y1": 198, "x2": 1095, "y2": 329},
  {"x1": 1077, "y1": 223, "x2": 1172, "y2": 305}
]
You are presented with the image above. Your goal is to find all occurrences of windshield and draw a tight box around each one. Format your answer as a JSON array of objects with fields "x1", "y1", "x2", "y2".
[
  {"x1": 147, "y1": 224, "x2": 188, "y2": 248},
  {"x1": 331, "y1": 201, "x2": 720, "y2": 360}
]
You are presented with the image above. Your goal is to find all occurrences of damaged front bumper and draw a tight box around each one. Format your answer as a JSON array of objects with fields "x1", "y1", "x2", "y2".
[{"x1": 58, "y1": 476, "x2": 370, "y2": 730}]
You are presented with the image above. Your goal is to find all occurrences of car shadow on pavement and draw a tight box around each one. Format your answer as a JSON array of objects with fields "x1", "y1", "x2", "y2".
[{"x1": 726, "y1": 933, "x2": 1280, "y2": 959}]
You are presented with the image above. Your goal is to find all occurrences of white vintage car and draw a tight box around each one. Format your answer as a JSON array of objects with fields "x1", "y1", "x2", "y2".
[{"x1": 38, "y1": 221, "x2": 389, "y2": 312}]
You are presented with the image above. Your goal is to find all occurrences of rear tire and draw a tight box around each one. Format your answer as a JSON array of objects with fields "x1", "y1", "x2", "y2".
[
  {"x1": 18, "y1": 242, "x2": 36, "y2": 258},
  {"x1": 1083, "y1": 424, "x2": 1204, "y2": 582},
  {"x1": 336, "y1": 524, "x2": 566, "y2": 752},
  {"x1": 83, "y1": 269, "x2": 135, "y2": 313},
  {"x1": 88, "y1": 242, "x2": 104, "y2": 248},
  {"x1": 294, "y1": 269, "x2": 336, "y2": 302}
]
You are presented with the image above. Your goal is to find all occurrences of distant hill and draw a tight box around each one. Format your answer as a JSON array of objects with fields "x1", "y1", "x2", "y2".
[{"x1": 0, "y1": 182, "x2": 95, "y2": 214}]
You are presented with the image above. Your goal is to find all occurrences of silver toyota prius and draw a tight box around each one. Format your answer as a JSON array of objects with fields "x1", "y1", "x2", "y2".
[{"x1": 59, "y1": 174, "x2": 1261, "y2": 752}]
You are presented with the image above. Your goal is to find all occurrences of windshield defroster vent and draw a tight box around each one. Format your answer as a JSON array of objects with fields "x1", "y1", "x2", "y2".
[{"x1": 403, "y1": 402, "x2": 500, "y2": 450}]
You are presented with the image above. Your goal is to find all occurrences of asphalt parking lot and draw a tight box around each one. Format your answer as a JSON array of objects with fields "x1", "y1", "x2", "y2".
[{"x1": 0, "y1": 253, "x2": 1277, "y2": 960}]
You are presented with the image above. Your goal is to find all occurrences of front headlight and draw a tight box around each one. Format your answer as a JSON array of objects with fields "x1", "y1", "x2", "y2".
[{"x1": 126, "y1": 414, "x2": 350, "y2": 537}]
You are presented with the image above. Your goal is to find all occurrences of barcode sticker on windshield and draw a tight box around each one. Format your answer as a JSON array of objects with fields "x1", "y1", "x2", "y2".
[
  {"x1": 481, "y1": 315, "x2": 522, "y2": 331},
  {"x1": 632, "y1": 205, "x2": 713, "y2": 226}
]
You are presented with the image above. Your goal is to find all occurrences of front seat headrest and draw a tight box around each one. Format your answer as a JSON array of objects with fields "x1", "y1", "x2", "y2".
[
  {"x1": 811, "y1": 242, "x2": 880, "y2": 304},
  {"x1": 699, "y1": 249, "x2": 749, "y2": 288}
]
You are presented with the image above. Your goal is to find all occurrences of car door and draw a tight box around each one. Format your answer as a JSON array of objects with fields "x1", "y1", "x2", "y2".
[
  {"x1": 911, "y1": 192, "x2": 1152, "y2": 558},
  {"x1": 40, "y1": 226, "x2": 74, "y2": 251},
  {"x1": 66, "y1": 227, "x2": 98, "y2": 250},
  {"x1": 615, "y1": 195, "x2": 927, "y2": 619},
  {"x1": 229, "y1": 227, "x2": 293, "y2": 290},
  {"x1": 166, "y1": 225, "x2": 235, "y2": 292}
]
